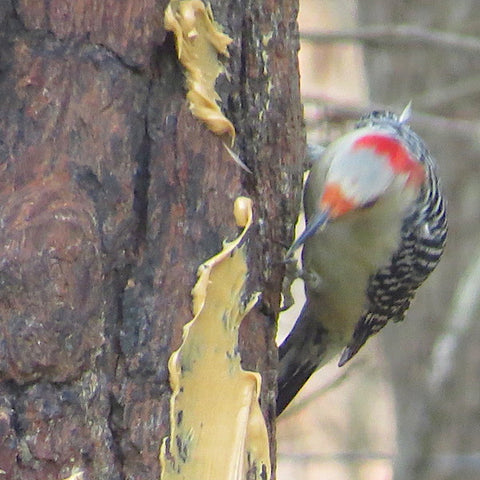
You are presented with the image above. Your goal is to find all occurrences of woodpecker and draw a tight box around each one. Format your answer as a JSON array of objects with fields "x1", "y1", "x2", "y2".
[{"x1": 277, "y1": 107, "x2": 447, "y2": 415}]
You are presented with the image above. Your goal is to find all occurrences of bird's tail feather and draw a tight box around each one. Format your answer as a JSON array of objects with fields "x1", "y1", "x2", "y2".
[{"x1": 277, "y1": 304, "x2": 329, "y2": 416}]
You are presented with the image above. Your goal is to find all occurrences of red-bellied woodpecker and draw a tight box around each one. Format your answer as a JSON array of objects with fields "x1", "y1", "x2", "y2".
[{"x1": 277, "y1": 107, "x2": 447, "y2": 415}]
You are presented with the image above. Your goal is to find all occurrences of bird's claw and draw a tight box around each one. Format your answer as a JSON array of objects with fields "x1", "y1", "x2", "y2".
[{"x1": 281, "y1": 256, "x2": 301, "y2": 311}]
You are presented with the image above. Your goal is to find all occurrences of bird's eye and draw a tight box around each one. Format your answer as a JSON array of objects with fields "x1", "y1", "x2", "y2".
[{"x1": 361, "y1": 199, "x2": 378, "y2": 209}]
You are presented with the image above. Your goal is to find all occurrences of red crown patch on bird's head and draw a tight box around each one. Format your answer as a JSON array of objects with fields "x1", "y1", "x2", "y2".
[{"x1": 353, "y1": 133, "x2": 425, "y2": 187}]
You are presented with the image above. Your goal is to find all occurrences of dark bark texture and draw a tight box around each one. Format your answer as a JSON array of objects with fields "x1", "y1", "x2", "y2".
[{"x1": 0, "y1": 1, "x2": 303, "y2": 479}]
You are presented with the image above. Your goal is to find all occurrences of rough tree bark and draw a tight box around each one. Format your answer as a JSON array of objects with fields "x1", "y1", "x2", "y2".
[{"x1": 0, "y1": 1, "x2": 303, "y2": 479}]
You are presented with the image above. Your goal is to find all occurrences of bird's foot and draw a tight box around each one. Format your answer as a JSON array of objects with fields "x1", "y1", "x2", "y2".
[{"x1": 280, "y1": 256, "x2": 301, "y2": 311}]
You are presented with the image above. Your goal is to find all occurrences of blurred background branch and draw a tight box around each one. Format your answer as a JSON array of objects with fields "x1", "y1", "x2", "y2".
[
  {"x1": 302, "y1": 96, "x2": 480, "y2": 142},
  {"x1": 301, "y1": 25, "x2": 480, "y2": 53},
  {"x1": 428, "y1": 247, "x2": 480, "y2": 394}
]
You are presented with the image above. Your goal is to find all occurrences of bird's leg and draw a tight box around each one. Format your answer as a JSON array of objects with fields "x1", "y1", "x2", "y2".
[
  {"x1": 281, "y1": 256, "x2": 301, "y2": 311},
  {"x1": 281, "y1": 255, "x2": 324, "y2": 310}
]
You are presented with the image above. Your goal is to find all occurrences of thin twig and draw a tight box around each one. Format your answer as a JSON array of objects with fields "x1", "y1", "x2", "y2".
[
  {"x1": 428, "y1": 249, "x2": 480, "y2": 393},
  {"x1": 277, "y1": 451, "x2": 480, "y2": 472},
  {"x1": 302, "y1": 96, "x2": 480, "y2": 141},
  {"x1": 278, "y1": 360, "x2": 364, "y2": 419},
  {"x1": 277, "y1": 451, "x2": 393, "y2": 462},
  {"x1": 300, "y1": 25, "x2": 480, "y2": 54},
  {"x1": 412, "y1": 74, "x2": 480, "y2": 109}
]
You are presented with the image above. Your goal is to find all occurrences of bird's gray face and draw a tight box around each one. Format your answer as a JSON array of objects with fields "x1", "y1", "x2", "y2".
[
  {"x1": 287, "y1": 128, "x2": 425, "y2": 257},
  {"x1": 320, "y1": 127, "x2": 424, "y2": 216}
]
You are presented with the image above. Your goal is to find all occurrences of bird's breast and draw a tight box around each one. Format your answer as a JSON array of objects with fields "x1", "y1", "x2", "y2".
[{"x1": 302, "y1": 189, "x2": 412, "y2": 344}]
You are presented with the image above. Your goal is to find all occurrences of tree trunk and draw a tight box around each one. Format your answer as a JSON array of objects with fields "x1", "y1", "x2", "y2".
[{"x1": 0, "y1": 2, "x2": 303, "y2": 479}]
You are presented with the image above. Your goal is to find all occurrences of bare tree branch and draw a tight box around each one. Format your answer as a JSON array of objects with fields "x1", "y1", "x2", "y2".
[
  {"x1": 277, "y1": 360, "x2": 364, "y2": 420},
  {"x1": 302, "y1": 95, "x2": 480, "y2": 144},
  {"x1": 277, "y1": 451, "x2": 393, "y2": 462},
  {"x1": 412, "y1": 74, "x2": 480, "y2": 110},
  {"x1": 277, "y1": 451, "x2": 480, "y2": 473},
  {"x1": 300, "y1": 25, "x2": 480, "y2": 54},
  {"x1": 428, "y1": 247, "x2": 480, "y2": 393}
]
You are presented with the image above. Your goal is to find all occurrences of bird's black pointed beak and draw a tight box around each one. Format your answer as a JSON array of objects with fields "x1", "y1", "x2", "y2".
[{"x1": 286, "y1": 209, "x2": 330, "y2": 258}]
